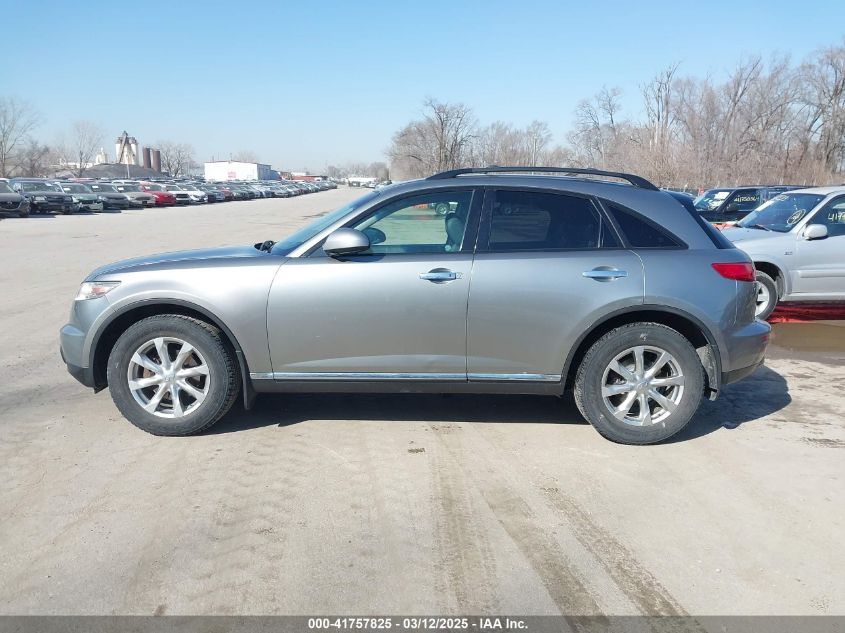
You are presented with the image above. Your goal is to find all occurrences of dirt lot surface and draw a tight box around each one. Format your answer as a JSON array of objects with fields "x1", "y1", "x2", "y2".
[{"x1": 0, "y1": 190, "x2": 843, "y2": 617}]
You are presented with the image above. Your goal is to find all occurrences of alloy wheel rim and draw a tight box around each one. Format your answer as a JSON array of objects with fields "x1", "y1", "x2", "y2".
[
  {"x1": 601, "y1": 345, "x2": 685, "y2": 426},
  {"x1": 127, "y1": 337, "x2": 210, "y2": 418},
  {"x1": 755, "y1": 282, "x2": 771, "y2": 316}
]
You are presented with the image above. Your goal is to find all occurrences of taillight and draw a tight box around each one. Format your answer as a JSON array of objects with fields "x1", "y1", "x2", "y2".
[{"x1": 712, "y1": 262, "x2": 755, "y2": 282}]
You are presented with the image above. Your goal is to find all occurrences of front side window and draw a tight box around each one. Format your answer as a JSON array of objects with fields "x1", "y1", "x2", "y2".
[
  {"x1": 724, "y1": 189, "x2": 761, "y2": 214},
  {"x1": 814, "y1": 197, "x2": 845, "y2": 238},
  {"x1": 349, "y1": 191, "x2": 475, "y2": 254},
  {"x1": 487, "y1": 190, "x2": 615, "y2": 251}
]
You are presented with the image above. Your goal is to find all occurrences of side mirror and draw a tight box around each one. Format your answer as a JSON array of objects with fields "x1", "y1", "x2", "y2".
[
  {"x1": 323, "y1": 228, "x2": 370, "y2": 256},
  {"x1": 803, "y1": 224, "x2": 828, "y2": 240}
]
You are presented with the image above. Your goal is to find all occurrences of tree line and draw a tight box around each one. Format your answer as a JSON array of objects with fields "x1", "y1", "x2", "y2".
[{"x1": 388, "y1": 40, "x2": 845, "y2": 189}]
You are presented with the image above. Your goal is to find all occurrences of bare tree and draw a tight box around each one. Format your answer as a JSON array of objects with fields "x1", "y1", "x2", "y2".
[
  {"x1": 388, "y1": 98, "x2": 476, "y2": 178},
  {"x1": 0, "y1": 97, "x2": 41, "y2": 177},
  {"x1": 157, "y1": 141, "x2": 195, "y2": 177},
  {"x1": 231, "y1": 150, "x2": 260, "y2": 163},
  {"x1": 15, "y1": 139, "x2": 53, "y2": 177},
  {"x1": 57, "y1": 120, "x2": 104, "y2": 177}
]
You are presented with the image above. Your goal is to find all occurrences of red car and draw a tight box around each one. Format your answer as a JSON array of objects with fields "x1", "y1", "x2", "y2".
[{"x1": 139, "y1": 183, "x2": 177, "y2": 206}]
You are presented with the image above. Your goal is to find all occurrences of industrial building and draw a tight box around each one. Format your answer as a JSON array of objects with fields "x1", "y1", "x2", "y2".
[{"x1": 204, "y1": 161, "x2": 275, "y2": 181}]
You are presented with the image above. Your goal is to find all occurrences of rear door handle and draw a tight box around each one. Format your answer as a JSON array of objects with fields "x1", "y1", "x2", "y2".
[
  {"x1": 583, "y1": 268, "x2": 628, "y2": 281},
  {"x1": 419, "y1": 270, "x2": 460, "y2": 282}
]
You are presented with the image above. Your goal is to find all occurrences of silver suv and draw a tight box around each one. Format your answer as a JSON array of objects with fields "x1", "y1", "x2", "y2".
[
  {"x1": 60, "y1": 167, "x2": 770, "y2": 444},
  {"x1": 722, "y1": 186, "x2": 845, "y2": 319}
]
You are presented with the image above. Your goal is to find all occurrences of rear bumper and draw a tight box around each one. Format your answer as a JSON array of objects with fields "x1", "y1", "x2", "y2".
[{"x1": 721, "y1": 319, "x2": 770, "y2": 384}]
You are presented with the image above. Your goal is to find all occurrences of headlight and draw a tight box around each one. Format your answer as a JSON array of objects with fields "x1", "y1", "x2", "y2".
[
  {"x1": 71, "y1": 196, "x2": 80, "y2": 203},
  {"x1": 34, "y1": 195, "x2": 47, "y2": 201},
  {"x1": 75, "y1": 281, "x2": 120, "y2": 301},
  {"x1": 97, "y1": 195, "x2": 108, "y2": 201}
]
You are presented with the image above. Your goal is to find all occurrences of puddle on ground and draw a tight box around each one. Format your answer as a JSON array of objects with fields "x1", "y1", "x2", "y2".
[{"x1": 768, "y1": 320, "x2": 845, "y2": 363}]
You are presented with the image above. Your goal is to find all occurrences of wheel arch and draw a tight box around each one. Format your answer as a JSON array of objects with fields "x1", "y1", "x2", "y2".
[
  {"x1": 753, "y1": 260, "x2": 787, "y2": 297},
  {"x1": 562, "y1": 306, "x2": 723, "y2": 398},
  {"x1": 89, "y1": 299, "x2": 255, "y2": 409}
]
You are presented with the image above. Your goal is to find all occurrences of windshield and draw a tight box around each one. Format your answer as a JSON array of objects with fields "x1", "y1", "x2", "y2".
[
  {"x1": 0, "y1": 181, "x2": 13, "y2": 194},
  {"x1": 737, "y1": 193, "x2": 825, "y2": 232},
  {"x1": 145, "y1": 184, "x2": 165, "y2": 191},
  {"x1": 117, "y1": 184, "x2": 141, "y2": 192},
  {"x1": 19, "y1": 181, "x2": 62, "y2": 193},
  {"x1": 271, "y1": 191, "x2": 380, "y2": 255},
  {"x1": 61, "y1": 183, "x2": 91, "y2": 193},
  {"x1": 165, "y1": 185, "x2": 184, "y2": 191},
  {"x1": 694, "y1": 189, "x2": 732, "y2": 211},
  {"x1": 90, "y1": 184, "x2": 118, "y2": 193}
]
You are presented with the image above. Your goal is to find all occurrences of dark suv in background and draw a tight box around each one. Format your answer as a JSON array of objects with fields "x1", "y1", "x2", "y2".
[
  {"x1": 9, "y1": 178, "x2": 76, "y2": 214},
  {"x1": 694, "y1": 186, "x2": 802, "y2": 224}
]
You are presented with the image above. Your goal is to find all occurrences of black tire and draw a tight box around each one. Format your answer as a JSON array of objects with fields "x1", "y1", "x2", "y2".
[
  {"x1": 574, "y1": 323, "x2": 705, "y2": 445},
  {"x1": 106, "y1": 315, "x2": 240, "y2": 436},
  {"x1": 18, "y1": 208, "x2": 29, "y2": 218},
  {"x1": 434, "y1": 202, "x2": 450, "y2": 216},
  {"x1": 754, "y1": 271, "x2": 778, "y2": 320}
]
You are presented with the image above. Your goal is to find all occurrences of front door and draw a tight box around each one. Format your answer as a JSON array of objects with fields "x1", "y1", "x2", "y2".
[
  {"x1": 792, "y1": 195, "x2": 845, "y2": 297},
  {"x1": 266, "y1": 188, "x2": 480, "y2": 379}
]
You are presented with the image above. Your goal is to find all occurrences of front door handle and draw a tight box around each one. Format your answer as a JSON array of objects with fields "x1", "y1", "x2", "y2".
[
  {"x1": 419, "y1": 269, "x2": 460, "y2": 283},
  {"x1": 583, "y1": 268, "x2": 628, "y2": 281}
]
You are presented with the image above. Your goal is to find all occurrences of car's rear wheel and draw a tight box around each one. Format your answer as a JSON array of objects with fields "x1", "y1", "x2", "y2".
[
  {"x1": 106, "y1": 315, "x2": 239, "y2": 436},
  {"x1": 754, "y1": 271, "x2": 778, "y2": 320},
  {"x1": 574, "y1": 323, "x2": 704, "y2": 444}
]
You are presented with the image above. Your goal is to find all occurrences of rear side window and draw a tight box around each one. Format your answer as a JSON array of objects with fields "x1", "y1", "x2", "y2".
[
  {"x1": 606, "y1": 203, "x2": 683, "y2": 248},
  {"x1": 488, "y1": 190, "x2": 619, "y2": 251}
]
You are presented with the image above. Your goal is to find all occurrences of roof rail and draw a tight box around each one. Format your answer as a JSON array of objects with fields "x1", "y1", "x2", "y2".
[{"x1": 426, "y1": 166, "x2": 659, "y2": 190}]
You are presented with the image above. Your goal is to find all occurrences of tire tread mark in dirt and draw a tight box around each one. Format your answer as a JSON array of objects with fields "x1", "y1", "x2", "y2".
[
  {"x1": 429, "y1": 424, "x2": 500, "y2": 613},
  {"x1": 431, "y1": 423, "x2": 604, "y2": 621},
  {"x1": 539, "y1": 485, "x2": 691, "y2": 619}
]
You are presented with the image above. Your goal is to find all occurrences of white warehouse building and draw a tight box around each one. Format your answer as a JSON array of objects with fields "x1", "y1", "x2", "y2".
[{"x1": 204, "y1": 160, "x2": 274, "y2": 181}]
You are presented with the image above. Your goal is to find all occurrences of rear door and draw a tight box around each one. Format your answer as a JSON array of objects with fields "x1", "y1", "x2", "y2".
[
  {"x1": 792, "y1": 195, "x2": 845, "y2": 297},
  {"x1": 466, "y1": 188, "x2": 644, "y2": 382}
]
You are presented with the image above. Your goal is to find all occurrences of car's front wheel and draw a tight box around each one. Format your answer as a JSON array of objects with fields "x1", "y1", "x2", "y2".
[
  {"x1": 754, "y1": 271, "x2": 778, "y2": 320},
  {"x1": 574, "y1": 323, "x2": 704, "y2": 444},
  {"x1": 106, "y1": 315, "x2": 239, "y2": 436}
]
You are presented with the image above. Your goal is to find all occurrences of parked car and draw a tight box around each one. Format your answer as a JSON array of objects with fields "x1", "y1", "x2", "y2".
[
  {"x1": 56, "y1": 182, "x2": 104, "y2": 213},
  {"x1": 211, "y1": 185, "x2": 236, "y2": 201},
  {"x1": 163, "y1": 184, "x2": 193, "y2": 205},
  {"x1": 60, "y1": 166, "x2": 769, "y2": 444},
  {"x1": 9, "y1": 178, "x2": 75, "y2": 214},
  {"x1": 694, "y1": 186, "x2": 802, "y2": 224},
  {"x1": 139, "y1": 183, "x2": 178, "y2": 206},
  {"x1": 0, "y1": 179, "x2": 31, "y2": 217},
  {"x1": 722, "y1": 187, "x2": 845, "y2": 318},
  {"x1": 86, "y1": 183, "x2": 131, "y2": 210},
  {"x1": 112, "y1": 182, "x2": 156, "y2": 208},
  {"x1": 197, "y1": 185, "x2": 226, "y2": 202},
  {"x1": 172, "y1": 183, "x2": 208, "y2": 204}
]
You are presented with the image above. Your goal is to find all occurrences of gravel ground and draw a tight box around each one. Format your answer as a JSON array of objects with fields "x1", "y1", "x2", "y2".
[{"x1": 0, "y1": 190, "x2": 843, "y2": 617}]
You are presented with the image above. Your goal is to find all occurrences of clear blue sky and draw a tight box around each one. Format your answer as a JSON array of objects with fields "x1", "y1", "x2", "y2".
[{"x1": 3, "y1": 0, "x2": 843, "y2": 171}]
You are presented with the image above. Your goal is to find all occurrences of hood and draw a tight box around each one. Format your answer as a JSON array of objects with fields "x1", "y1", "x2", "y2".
[
  {"x1": 0, "y1": 192, "x2": 24, "y2": 202},
  {"x1": 720, "y1": 226, "x2": 791, "y2": 244},
  {"x1": 87, "y1": 245, "x2": 269, "y2": 279},
  {"x1": 99, "y1": 192, "x2": 128, "y2": 199}
]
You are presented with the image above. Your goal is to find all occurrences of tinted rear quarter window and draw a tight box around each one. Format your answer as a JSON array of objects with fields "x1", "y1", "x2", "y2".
[{"x1": 606, "y1": 202, "x2": 683, "y2": 248}]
